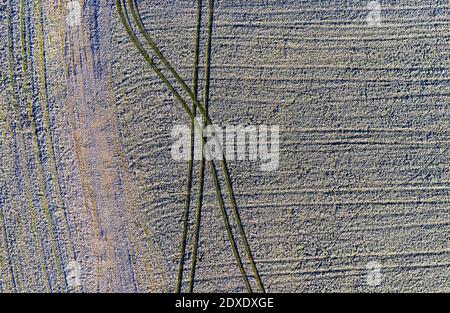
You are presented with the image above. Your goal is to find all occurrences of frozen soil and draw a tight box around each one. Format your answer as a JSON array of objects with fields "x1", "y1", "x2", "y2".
[{"x1": 0, "y1": 0, "x2": 448, "y2": 292}]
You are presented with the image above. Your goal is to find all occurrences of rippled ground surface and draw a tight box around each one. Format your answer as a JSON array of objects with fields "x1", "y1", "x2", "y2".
[{"x1": 0, "y1": 0, "x2": 448, "y2": 292}]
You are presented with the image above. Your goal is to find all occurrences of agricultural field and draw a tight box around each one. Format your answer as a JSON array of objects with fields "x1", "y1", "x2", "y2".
[{"x1": 0, "y1": 0, "x2": 448, "y2": 293}]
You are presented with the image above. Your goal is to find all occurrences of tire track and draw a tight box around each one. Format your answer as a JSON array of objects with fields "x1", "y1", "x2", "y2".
[
  {"x1": 6, "y1": 0, "x2": 54, "y2": 291},
  {"x1": 126, "y1": 0, "x2": 265, "y2": 293},
  {"x1": 117, "y1": 0, "x2": 264, "y2": 292},
  {"x1": 176, "y1": 0, "x2": 203, "y2": 294},
  {"x1": 188, "y1": 0, "x2": 211, "y2": 293}
]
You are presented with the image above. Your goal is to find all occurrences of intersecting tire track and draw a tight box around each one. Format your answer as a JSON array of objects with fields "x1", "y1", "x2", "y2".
[{"x1": 117, "y1": 0, "x2": 265, "y2": 292}]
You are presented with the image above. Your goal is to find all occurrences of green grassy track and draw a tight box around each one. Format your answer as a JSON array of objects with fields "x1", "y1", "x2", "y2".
[
  {"x1": 175, "y1": 0, "x2": 203, "y2": 293},
  {"x1": 118, "y1": 0, "x2": 264, "y2": 292},
  {"x1": 34, "y1": 0, "x2": 73, "y2": 291},
  {"x1": 35, "y1": 0, "x2": 75, "y2": 264},
  {"x1": 116, "y1": 0, "x2": 251, "y2": 292},
  {"x1": 6, "y1": 0, "x2": 53, "y2": 292},
  {"x1": 188, "y1": 0, "x2": 214, "y2": 293},
  {"x1": 125, "y1": 0, "x2": 265, "y2": 292},
  {"x1": 19, "y1": 0, "x2": 59, "y2": 292}
]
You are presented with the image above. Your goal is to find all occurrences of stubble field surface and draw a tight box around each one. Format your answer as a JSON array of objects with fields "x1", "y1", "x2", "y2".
[{"x1": 0, "y1": 0, "x2": 448, "y2": 292}]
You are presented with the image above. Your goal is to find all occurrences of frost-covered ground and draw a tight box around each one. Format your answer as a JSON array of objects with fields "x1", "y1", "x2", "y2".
[{"x1": 0, "y1": 0, "x2": 448, "y2": 292}]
